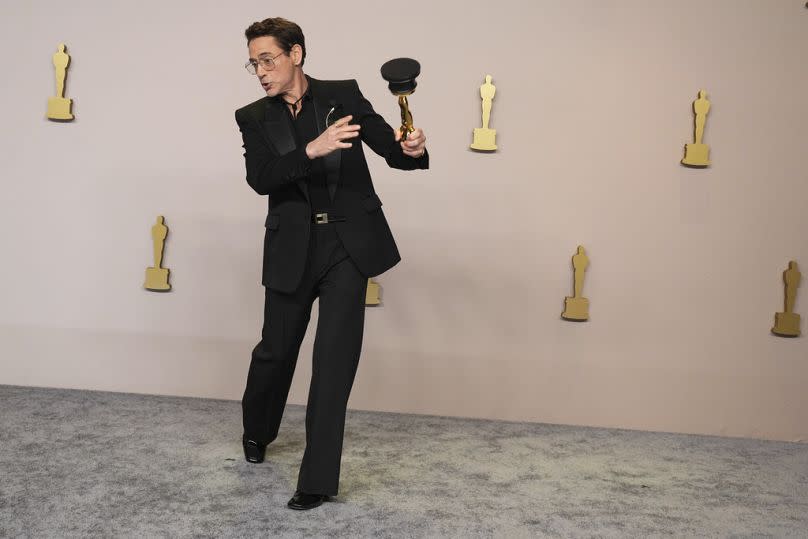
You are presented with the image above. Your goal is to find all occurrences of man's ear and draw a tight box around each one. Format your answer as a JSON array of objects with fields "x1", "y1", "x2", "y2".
[{"x1": 291, "y1": 44, "x2": 303, "y2": 66}]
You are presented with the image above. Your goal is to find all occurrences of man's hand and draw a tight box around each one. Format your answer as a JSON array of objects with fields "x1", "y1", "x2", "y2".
[
  {"x1": 395, "y1": 127, "x2": 426, "y2": 158},
  {"x1": 306, "y1": 115, "x2": 361, "y2": 159}
]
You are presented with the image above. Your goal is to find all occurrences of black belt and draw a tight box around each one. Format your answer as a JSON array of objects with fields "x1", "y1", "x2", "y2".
[{"x1": 312, "y1": 212, "x2": 346, "y2": 224}]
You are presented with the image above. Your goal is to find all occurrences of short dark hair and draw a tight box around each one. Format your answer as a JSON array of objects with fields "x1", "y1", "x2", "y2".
[{"x1": 244, "y1": 17, "x2": 306, "y2": 67}]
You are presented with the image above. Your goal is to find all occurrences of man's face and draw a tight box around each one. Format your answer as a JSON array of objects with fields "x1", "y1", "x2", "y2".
[{"x1": 247, "y1": 36, "x2": 295, "y2": 97}]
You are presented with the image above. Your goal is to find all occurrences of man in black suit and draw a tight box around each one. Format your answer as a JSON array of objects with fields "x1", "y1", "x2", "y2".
[{"x1": 235, "y1": 17, "x2": 429, "y2": 510}]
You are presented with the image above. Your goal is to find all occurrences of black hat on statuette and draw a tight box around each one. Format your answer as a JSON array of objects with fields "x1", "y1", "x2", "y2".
[{"x1": 380, "y1": 58, "x2": 420, "y2": 95}]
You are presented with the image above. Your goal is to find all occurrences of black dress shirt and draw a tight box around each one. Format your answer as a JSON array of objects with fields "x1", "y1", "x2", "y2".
[{"x1": 282, "y1": 82, "x2": 332, "y2": 211}]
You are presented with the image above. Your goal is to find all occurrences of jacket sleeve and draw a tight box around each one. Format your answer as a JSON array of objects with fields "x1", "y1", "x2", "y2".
[
  {"x1": 352, "y1": 80, "x2": 429, "y2": 171},
  {"x1": 235, "y1": 109, "x2": 313, "y2": 196}
]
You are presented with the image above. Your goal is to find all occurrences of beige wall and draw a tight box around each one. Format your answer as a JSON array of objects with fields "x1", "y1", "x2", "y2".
[{"x1": 1, "y1": 0, "x2": 806, "y2": 442}]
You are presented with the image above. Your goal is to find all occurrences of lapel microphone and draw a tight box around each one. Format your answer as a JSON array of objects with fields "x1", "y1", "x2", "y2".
[{"x1": 325, "y1": 99, "x2": 338, "y2": 129}]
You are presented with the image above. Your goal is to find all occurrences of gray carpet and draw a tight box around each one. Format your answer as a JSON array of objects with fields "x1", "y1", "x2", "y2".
[{"x1": 0, "y1": 385, "x2": 806, "y2": 538}]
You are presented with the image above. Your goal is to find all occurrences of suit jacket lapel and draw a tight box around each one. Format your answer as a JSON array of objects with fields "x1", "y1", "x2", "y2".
[
  {"x1": 309, "y1": 77, "x2": 341, "y2": 203},
  {"x1": 262, "y1": 97, "x2": 310, "y2": 203}
]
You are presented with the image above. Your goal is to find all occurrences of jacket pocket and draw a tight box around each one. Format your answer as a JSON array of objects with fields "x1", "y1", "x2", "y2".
[
  {"x1": 362, "y1": 193, "x2": 383, "y2": 212},
  {"x1": 265, "y1": 214, "x2": 280, "y2": 230}
]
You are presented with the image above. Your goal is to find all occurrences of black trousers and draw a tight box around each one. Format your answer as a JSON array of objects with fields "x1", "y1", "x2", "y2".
[{"x1": 241, "y1": 222, "x2": 368, "y2": 496}]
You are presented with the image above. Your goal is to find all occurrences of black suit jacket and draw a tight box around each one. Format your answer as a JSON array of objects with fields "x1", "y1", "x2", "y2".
[{"x1": 236, "y1": 76, "x2": 429, "y2": 293}]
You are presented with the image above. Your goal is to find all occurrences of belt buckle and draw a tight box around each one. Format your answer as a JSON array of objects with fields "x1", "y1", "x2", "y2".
[{"x1": 315, "y1": 212, "x2": 328, "y2": 224}]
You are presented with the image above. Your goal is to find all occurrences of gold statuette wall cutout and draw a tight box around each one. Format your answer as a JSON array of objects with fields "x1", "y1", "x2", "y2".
[
  {"x1": 365, "y1": 279, "x2": 381, "y2": 306},
  {"x1": 772, "y1": 260, "x2": 801, "y2": 337},
  {"x1": 47, "y1": 44, "x2": 74, "y2": 121},
  {"x1": 470, "y1": 75, "x2": 497, "y2": 151},
  {"x1": 561, "y1": 246, "x2": 590, "y2": 321},
  {"x1": 681, "y1": 89, "x2": 711, "y2": 167},
  {"x1": 144, "y1": 216, "x2": 171, "y2": 291}
]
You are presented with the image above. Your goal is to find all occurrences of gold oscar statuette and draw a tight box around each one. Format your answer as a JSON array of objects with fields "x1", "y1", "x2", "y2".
[
  {"x1": 561, "y1": 246, "x2": 590, "y2": 321},
  {"x1": 681, "y1": 89, "x2": 711, "y2": 167},
  {"x1": 772, "y1": 260, "x2": 801, "y2": 337},
  {"x1": 365, "y1": 279, "x2": 381, "y2": 306},
  {"x1": 470, "y1": 75, "x2": 497, "y2": 151},
  {"x1": 380, "y1": 58, "x2": 421, "y2": 141},
  {"x1": 144, "y1": 216, "x2": 171, "y2": 291},
  {"x1": 47, "y1": 43, "x2": 74, "y2": 121},
  {"x1": 398, "y1": 95, "x2": 414, "y2": 140}
]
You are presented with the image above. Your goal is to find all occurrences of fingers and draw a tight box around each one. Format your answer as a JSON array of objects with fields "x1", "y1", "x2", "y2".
[
  {"x1": 404, "y1": 128, "x2": 425, "y2": 147},
  {"x1": 331, "y1": 122, "x2": 360, "y2": 141},
  {"x1": 401, "y1": 140, "x2": 425, "y2": 156},
  {"x1": 335, "y1": 124, "x2": 361, "y2": 134},
  {"x1": 399, "y1": 128, "x2": 425, "y2": 147},
  {"x1": 334, "y1": 129, "x2": 360, "y2": 142},
  {"x1": 333, "y1": 115, "x2": 353, "y2": 127},
  {"x1": 403, "y1": 137, "x2": 424, "y2": 149},
  {"x1": 399, "y1": 127, "x2": 426, "y2": 157}
]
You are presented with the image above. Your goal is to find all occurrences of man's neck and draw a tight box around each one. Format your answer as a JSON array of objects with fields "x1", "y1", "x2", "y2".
[{"x1": 282, "y1": 71, "x2": 308, "y2": 106}]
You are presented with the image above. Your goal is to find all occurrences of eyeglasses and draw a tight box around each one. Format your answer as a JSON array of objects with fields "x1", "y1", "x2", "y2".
[{"x1": 244, "y1": 51, "x2": 285, "y2": 75}]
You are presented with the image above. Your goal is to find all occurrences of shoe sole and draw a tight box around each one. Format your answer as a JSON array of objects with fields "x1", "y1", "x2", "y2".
[{"x1": 287, "y1": 498, "x2": 329, "y2": 510}]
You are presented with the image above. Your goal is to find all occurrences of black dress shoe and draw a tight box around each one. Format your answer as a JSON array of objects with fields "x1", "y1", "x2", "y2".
[
  {"x1": 242, "y1": 439, "x2": 267, "y2": 463},
  {"x1": 287, "y1": 491, "x2": 330, "y2": 510}
]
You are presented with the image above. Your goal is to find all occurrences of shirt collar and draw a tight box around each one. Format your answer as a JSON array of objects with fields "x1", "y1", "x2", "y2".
[
  {"x1": 269, "y1": 75, "x2": 313, "y2": 105},
  {"x1": 301, "y1": 75, "x2": 313, "y2": 101}
]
